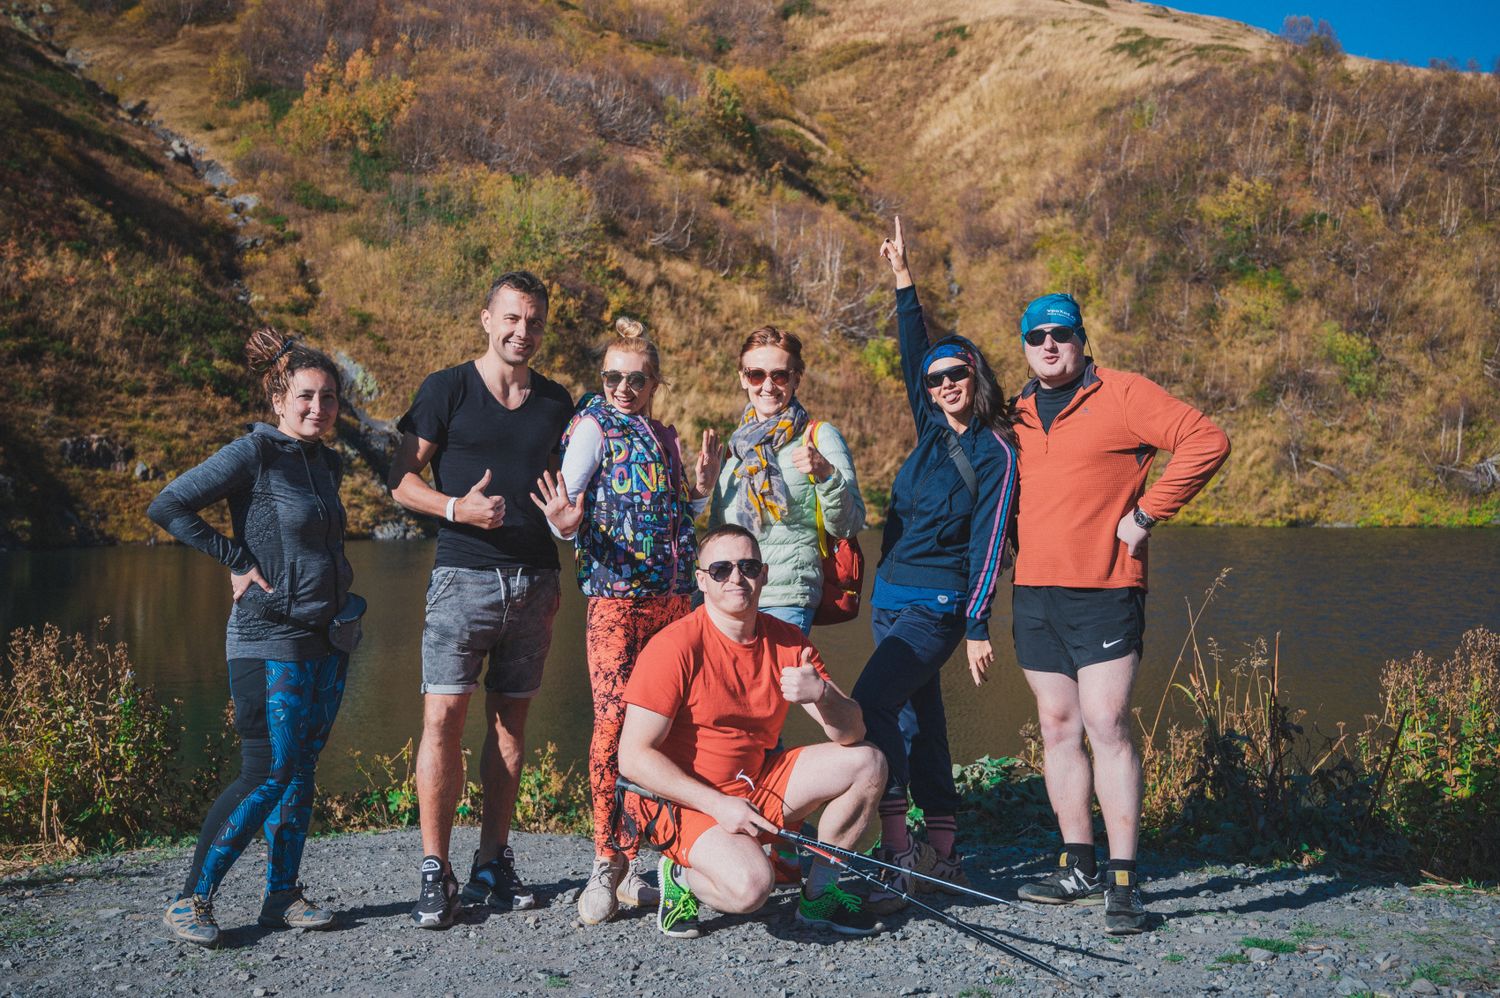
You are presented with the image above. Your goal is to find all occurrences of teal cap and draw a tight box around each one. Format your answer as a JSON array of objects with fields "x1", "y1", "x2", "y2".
[{"x1": 1020, "y1": 293, "x2": 1084, "y2": 339}]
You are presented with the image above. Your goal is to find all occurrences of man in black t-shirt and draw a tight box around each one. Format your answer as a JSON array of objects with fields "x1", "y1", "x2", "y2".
[{"x1": 389, "y1": 270, "x2": 575, "y2": 930}]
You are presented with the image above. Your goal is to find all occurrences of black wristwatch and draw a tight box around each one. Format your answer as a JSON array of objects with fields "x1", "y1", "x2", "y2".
[{"x1": 1132, "y1": 507, "x2": 1157, "y2": 531}]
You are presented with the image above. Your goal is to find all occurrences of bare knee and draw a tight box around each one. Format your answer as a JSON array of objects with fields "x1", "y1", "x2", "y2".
[
  {"x1": 1081, "y1": 709, "x2": 1134, "y2": 755},
  {"x1": 847, "y1": 743, "x2": 887, "y2": 797},
  {"x1": 1037, "y1": 706, "x2": 1084, "y2": 747},
  {"x1": 712, "y1": 857, "x2": 774, "y2": 914}
]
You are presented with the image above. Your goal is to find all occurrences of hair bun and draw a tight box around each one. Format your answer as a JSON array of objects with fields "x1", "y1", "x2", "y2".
[
  {"x1": 244, "y1": 327, "x2": 294, "y2": 371},
  {"x1": 614, "y1": 317, "x2": 646, "y2": 340}
]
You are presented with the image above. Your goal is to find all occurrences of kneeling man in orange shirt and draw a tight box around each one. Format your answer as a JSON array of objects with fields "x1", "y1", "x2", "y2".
[{"x1": 618, "y1": 524, "x2": 886, "y2": 939}]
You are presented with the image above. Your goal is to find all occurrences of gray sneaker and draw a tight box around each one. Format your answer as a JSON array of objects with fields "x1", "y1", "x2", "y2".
[
  {"x1": 162, "y1": 894, "x2": 219, "y2": 947},
  {"x1": 616, "y1": 857, "x2": 659, "y2": 908},
  {"x1": 577, "y1": 855, "x2": 625, "y2": 925},
  {"x1": 258, "y1": 885, "x2": 335, "y2": 929},
  {"x1": 865, "y1": 842, "x2": 918, "y2": 915}
]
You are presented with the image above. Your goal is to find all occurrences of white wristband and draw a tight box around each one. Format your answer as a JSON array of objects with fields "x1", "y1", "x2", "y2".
[{"x1": 445, "y1": 496, "x2": 458, "y2": 523}]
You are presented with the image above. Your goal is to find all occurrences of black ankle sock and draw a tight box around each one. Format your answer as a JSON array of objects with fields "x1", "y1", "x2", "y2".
[
  {"x1": 1108, "y1": 858, "x2": 1137, "y2": 882},
  {"x1": 1061, "y1": 843, "x2": 1097, "y2": 878}
]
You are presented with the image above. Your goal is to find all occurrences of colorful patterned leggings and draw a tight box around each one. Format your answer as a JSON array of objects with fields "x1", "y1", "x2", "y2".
[
  {"x1": 585, "y1": 595, "x2": 691, "y2": 857},
  {"x1": 181, "y1": 654, "x2": 348, "y2": 898}
]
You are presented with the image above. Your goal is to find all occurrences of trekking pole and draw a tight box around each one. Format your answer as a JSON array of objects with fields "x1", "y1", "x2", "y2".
[
  {"x1": 614, "y1": 780, "x2": 1080, "y2": 987},
  {"x1": 773, "y1": 826, "x2": 1020, "y2": 909},
  {"x1": 785, "y1": 831, "x2": 1081, "y2": 987}
]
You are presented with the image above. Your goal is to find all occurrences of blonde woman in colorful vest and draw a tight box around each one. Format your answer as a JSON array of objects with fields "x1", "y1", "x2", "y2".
[
  {"x1": 531, "y1": 318, "x2": 719, "y2": 927},
  {"x1": 708, "y1": 326, "x2": 865, "y2": 635}
]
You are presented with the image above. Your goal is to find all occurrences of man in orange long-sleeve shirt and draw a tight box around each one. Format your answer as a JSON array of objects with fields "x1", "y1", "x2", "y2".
[{"x1": 1009, "y1": 293, "x2": 1229, "y2": 935}]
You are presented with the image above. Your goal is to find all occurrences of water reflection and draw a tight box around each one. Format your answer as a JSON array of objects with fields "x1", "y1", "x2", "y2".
[{"x1": 2, "y1": 528, "x2": 1497, "y2": 791}]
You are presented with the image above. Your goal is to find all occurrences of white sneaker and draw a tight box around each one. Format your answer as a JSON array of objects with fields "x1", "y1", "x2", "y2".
[
  {"x1": 615, "y1": 856, "x2": 660, "y2": 908},
  {"x1": 578, "y1": 855, "x2": 625, "y2": 925}
]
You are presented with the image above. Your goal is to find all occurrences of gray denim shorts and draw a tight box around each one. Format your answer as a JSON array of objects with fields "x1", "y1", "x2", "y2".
[{"x1": 420, "y1": 566, "x2": 561, "y2": 697}]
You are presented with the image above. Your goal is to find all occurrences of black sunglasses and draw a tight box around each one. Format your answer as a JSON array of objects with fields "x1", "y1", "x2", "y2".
[
  {"x1": 742, "y1": 368, "x2": 792, "y2": 387},
  {"x1": 698, "y1": 558, "x2": 766, "y2": 582},
  {"x1": 1024, "y1": 326, "x2": 1078, "y2": 347},
  {"x1": 923, "y1": 365, "x2": 974, "y2": 390},
  {"x1": 602, "y1": 370, "x2": 651, "y2": 392}
]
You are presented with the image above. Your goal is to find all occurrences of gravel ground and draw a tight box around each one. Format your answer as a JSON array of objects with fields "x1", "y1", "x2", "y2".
[{"x1": 2, "y1": 828, "x2": 1497, "y2": 997}]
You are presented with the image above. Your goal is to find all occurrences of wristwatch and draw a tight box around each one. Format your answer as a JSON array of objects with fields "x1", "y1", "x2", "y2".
[{"x1": 1132, "y1": 507, "x2": 1157, "y2": 531}]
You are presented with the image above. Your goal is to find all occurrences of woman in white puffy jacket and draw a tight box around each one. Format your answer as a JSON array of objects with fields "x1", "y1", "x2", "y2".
[{"x1": 709, "y1": 325, "x2": 865, "y2": 634}]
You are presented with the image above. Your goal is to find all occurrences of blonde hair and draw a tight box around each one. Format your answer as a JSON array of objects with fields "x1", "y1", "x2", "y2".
[
  {"x1": 244, "y1": 327, "x2": 341, "y2": 410},
  {"x1": 600, "y1": 316, "x2": 666, "y2": 384}
]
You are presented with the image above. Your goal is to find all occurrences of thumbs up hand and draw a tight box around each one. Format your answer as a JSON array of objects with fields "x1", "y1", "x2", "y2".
[
  {"x1": 780, "y1": 646, "x2": 828, "y2": 704},
  {"x1": 790, "y1": 441, "x2": 833, "y2": 483},
  {"x1": 457, "y1": 469, "x2": 506, "y2": 529}
]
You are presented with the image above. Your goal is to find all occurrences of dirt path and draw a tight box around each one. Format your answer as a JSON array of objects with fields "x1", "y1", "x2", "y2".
[{"x1": 3, "y1": 828, "x2": 1496, "y2": 997}]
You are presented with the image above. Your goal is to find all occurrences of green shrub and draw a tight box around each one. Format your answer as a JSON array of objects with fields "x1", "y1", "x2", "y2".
[
  {"x1": 1322, "y1": 322, "x2": 1378, "y2": 398},
  {"x1": 0, "y1": 621, "x2": 196, "y2": 852}
]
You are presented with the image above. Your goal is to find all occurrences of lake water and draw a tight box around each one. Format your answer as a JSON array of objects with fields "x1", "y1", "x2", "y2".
[{"x1": 3, "y1": 529, "x2": 1497, "y2": 792}]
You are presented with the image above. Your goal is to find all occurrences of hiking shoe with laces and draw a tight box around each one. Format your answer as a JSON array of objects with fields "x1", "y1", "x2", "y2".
[
  {"x1": 865, "y1": 841, "x2": 918, "y2": 915},
  {"x1": 1017, "y1": 849, "x2": 1105, "y2": 905},
  {"x1": 461, "y1": 845, "x2": 537, "y2": 911},
  {"x1": 410, "y1": 855, "x2": 460, "y2": 929},
  {"x1": 796, "y1": 883, "x2": 883, "y2": 936},
  {"x1": 1104, "y1": 870, "x2": 1148, "y2": 935},
  {"x1": 616, "y1": 856, "x2": 659, "y2": 909},
  {"x1": 578, "y1": 855, "x2": 625, "y2": 925},
  {"x1": 657, "y1": 856, "x2": 700, "y2": 939},
  {"x1": 162, "y1": 894, "x2": 219, "y2": 947},
  {"x1": 258, "y1": 885, "x2": 334, "y2": 930},
  {"x1": 913, "y1": 842, "x2": 972, "y2": 896}
]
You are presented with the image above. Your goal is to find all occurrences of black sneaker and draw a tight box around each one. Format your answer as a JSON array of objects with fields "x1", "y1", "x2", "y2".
[
  {"x1": 461, "y1": 845, "x2": 537, "y2": 911},
  {"x1": 1017, "y1": 850, "x2": 1105, "y2": 905},
  {"x1": 1103, "y1": 870, "x2": 1148, "y2": 934},
  {"x1": 795, "y1": 883, "x2": 884, "y2": 936},
  {"x1": 410, "y1": 855, "x2": 460, "y2": 929}
]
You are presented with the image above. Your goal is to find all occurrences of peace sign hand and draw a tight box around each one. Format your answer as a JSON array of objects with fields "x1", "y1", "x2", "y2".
[{"x1": 530, "y1": 470, "x2": 586, "y2": 537}]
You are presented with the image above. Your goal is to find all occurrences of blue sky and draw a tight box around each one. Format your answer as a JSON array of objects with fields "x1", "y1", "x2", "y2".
[{"x1": 1163, "y1": 1, "x2": 1500, "y2": 69}]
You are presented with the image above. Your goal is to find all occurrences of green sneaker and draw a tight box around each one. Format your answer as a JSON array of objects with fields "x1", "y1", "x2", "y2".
[
  {"x1": 656, "y1": 856, "x2": 700, "y2": 939},
  {"x1": 795, "y1": 883, "x2": 883, "y2": 936},
  {"x1": 162, "y1": 894, "x2": 219, "y2": 947}
]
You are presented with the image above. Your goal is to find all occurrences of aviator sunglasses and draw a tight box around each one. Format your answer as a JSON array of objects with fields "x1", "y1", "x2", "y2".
[
  {"x1": 923, "y1": 364, "x2": 974, "y2": 390},
  {"x1": 602, "y1": 370, "x2": 651, "y2": 392},
  {"x1": 1024, "y1": 326, "x2": 1079, "y2": 348},
  {"x1": 742, "y1": 368, "x2": 793, "y2": 387},
  {"x1": 699, "y1": 558, "x2": 766, "y2": 582}
]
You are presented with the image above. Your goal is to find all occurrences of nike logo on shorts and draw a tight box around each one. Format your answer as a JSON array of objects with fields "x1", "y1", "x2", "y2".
[{"x1": 1102, "y1": 638, "x2": 1123, "y2": 649}]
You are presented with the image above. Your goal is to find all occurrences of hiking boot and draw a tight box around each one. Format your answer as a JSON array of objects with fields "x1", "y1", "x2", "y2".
[
  {"x1": 410, "y1": 855, "x2": 460, "y2": 929},
  {"x1": 162, "y1": 894, "x2": 219, "y2": 947},
  {"x1": 578, "y1": 855, "x2": 625, "y2": 925},
  {"x1": 913, "y1": 842, "x2": 972, "y2": 896},
  {"x1": 258, "y1": 885, "x2": 334, "y2": 930},
  {"x1": 461, "y1": 845, "x2": 537, "y2": 911},
  {"x1": 657, "y1": 856, "x2": 700, "y2": 939},
  {"x1": 1103, "y1": 870, "x2": 1148, "y2": 935},
  {"x1": 865, "y1": 841, "x2": 918, "y2": 915},
  {"x1": 795, "y1": 883, "x2": 883, "y2": 936},
  {"x1": 1017, "y1": 848, "x2": 1105, "y2": 905},
  {"x1": 615, "y1": 856, "x2": 659, "y2": 908}
]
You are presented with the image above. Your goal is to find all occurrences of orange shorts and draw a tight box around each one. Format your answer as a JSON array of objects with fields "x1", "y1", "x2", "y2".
[{"x1": 623, "y1": 747, "x2": 804, "y2": 869}]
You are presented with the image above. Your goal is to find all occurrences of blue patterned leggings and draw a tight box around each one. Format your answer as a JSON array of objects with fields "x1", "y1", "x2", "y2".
[{"x1": 181, "y1": 654, "x2": 348, "y2": 898}]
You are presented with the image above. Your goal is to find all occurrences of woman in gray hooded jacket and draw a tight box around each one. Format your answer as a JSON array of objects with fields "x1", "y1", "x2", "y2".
[{"x1": 148, "y1": 328, "x2": 354, "y2": 947}]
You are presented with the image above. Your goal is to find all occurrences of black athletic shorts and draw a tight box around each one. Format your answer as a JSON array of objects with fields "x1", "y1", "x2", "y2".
[{"x1": 1012, "y1": 585, "x2": 1146, "y2": 678}]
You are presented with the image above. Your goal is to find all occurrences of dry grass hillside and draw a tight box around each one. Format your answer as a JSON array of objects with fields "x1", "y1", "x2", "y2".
[{"x1": 2, "y1": 0, "x2": 1496, "y2": 545}]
